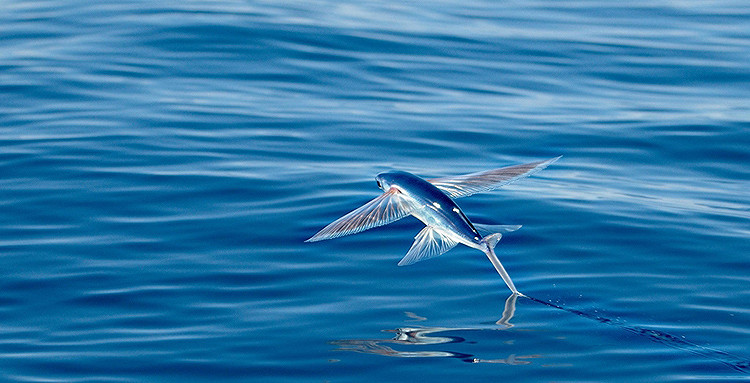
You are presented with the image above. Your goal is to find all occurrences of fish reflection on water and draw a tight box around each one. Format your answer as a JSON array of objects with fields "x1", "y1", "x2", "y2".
[
  {"x1": 332, "y1": 294, "x2": 750, "y2": 372},
  {"x1": 330, "y1": 294, "x2": 537, "y2": 364}
]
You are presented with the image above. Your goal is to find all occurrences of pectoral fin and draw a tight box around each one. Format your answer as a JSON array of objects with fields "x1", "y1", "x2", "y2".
[
  {"x1": 306, "y1": 188, "x2": 414, "y2": 242},
  {"x1": 397, "y1": 226, "x2": 458, "y2": 266},
  {"x1": 428, "y1": 156, "x2": 561, "y2": 199}
]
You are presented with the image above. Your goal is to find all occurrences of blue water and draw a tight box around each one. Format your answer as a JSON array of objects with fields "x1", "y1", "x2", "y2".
[{"x1": 1, "y1": 1, "x2": 749, "y2": 381}]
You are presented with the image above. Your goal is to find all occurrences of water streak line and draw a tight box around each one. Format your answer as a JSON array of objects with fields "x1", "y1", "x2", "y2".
[{"x1": 522, "y1": 294, "x2": 750, "y2": 373}]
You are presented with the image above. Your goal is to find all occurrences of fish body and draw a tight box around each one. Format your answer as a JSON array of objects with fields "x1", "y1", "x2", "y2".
[
  {"x1": 307, "y1": 157, "x2": 561, "y2": 294},
  {"x1": 375, "y1": 170, "x2": 482, "y2": 248}
]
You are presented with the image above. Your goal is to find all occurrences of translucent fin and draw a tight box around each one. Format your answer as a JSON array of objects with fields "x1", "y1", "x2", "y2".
[
  {"x1": 428, "y1": 156, "x2": 562, "y2": 199},
  {"x1": 397, "y1": 227, "x2": 458, "y2": 266},
  {"x1": 306, "y1": 188, "x2": 414, "y2": 242},
  {"x1": 480, "y1": 233, "x2": 519, "y2": 294},
  {"x1": 474, "y1": 223, "x2": 522, "y2": 236}
]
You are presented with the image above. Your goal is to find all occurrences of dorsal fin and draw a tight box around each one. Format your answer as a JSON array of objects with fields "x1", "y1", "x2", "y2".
[{"x1": 473, "y1": 223, "x2": 522, "y2": 236}]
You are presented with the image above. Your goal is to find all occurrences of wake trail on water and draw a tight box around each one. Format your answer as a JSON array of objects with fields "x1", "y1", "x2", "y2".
[{"x1": 521, "y1": 294, "x2": 750, "y2": 373}]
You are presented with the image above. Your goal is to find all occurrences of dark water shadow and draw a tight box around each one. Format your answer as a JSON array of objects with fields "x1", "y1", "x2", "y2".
[{"x1": 331, "y1": 294, "x2": 539, "y2": 364}]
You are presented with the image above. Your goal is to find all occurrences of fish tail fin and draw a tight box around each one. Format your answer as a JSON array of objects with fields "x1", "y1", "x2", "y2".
[{"x1": 480, "y1": 233, "x2": 520, "y2": 295}]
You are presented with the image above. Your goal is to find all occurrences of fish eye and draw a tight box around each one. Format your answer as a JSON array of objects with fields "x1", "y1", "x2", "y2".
[{"x1": 376, "y1": 180, "x2": 382, "y2": 188}]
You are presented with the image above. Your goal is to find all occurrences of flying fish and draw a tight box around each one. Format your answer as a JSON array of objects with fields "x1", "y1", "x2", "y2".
[{"x1": 306, "y1": 156, "x2": 561, "y2": 295}]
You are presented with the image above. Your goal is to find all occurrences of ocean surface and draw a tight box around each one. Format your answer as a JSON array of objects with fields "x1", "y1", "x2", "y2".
[{"x1": 1, "y1": 1, "x2": 749, "y2": 382}]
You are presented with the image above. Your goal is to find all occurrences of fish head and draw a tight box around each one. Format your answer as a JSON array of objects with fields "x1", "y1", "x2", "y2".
[
  {"x1": 375, "y1": 171, "x2": 413, "y2": 191},
  {"x1": 375, "y1": 173, "x2": 390, "y2": 191}
]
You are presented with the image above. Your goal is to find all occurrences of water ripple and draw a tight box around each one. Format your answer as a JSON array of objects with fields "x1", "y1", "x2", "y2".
[{"x1": 1, "y1": 0, "x2": 749, "y2": 382}]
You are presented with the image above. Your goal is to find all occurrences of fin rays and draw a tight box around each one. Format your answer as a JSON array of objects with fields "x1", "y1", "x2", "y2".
[
  {"x1": 306, "y1": 188, "x2": 414, "y2": 242},
  {"x1": 429, "y1": 156, "x2": 561, "y2": 199},
  {"x1": 473, "y1": 223, "x2": 522, "y2": 236},
  {"x1": 397, "y1": 226, "x2": 458, "y2": 266}
]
